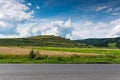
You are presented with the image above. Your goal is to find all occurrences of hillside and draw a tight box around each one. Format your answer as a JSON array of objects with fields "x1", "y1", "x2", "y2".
[
  {"x1": 0, "y1": 35, "x2": 83, "y2": 47},
  {"x1": 75, "y1": 37, "x2": 120, "y2": 48}
]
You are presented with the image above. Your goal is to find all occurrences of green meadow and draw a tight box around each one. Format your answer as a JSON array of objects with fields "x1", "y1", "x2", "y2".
[
  {"x1": 0, "y1": 47, "x2": 120, "y2": 64},
  {"x1": 35, "y1": 47, "x2": 120, "y2": 55}
]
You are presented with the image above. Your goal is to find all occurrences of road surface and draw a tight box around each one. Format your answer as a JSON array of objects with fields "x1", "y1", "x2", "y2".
[{"x1": 0, "y1": 64, "x2": 120, "y2": 80}]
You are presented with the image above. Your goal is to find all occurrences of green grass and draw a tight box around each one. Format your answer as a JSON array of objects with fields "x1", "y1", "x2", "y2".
[
  {"x1": 0, "y1": 53, "x2": 119, "y2": 64},
  {"x1": 0, "y1": 47, "x2": 120, "y2": 64},
  {"x1": 35, "y1": 47, "x2": 120, "y2": 55}
]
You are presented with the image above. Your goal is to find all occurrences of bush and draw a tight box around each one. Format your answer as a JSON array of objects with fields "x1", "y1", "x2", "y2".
[
  {"x1": 29, "y1": 50, "x2": 48, "y2": 60},
  {"x1": 29, "y1": 50, "x2": 36, "y2": 59},
  {"x1": 57, "y1": 57, "x2": 63, "y2": 61}
]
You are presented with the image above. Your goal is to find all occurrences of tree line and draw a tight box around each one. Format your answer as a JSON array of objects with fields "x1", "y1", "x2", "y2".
[{"x1": 75, "y1": 37, "x2": 120, "y2": 48}]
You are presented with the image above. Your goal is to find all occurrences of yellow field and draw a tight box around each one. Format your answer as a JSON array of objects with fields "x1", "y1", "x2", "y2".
[{"x1": 0, "y1": 47, "x2": 101, "y2": 57}]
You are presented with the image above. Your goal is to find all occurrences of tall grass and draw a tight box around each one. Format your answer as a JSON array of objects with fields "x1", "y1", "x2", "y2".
[{"x1": 0, "y1": 47, "x2": 119, "y2": 63}]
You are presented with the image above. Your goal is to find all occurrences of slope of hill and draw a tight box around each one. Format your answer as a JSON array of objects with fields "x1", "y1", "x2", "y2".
[
  {"x1": 0, "y1": 35, "x2": 83, "y2": 47},
  {"x1": 75, "y1": 37, "x2": 120, "y2": 48}
]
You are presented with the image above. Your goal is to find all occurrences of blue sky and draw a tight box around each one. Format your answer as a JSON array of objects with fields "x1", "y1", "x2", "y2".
[
  {"x1": 26, "y1": 0, "x2": 120, "y2": 20},
  {"x1": 0, "y1": 0, "x2": 120, "y2": 39}
]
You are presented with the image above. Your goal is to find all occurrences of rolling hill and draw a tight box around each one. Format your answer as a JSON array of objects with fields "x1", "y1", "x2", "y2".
[
  {"x1": 75, "y1": 37, "x2": 120, "y2": 48},
  {"x1": 1, "y1": 35, "x2": 120, "y2": 48},
  {"x1": 0, "y1": 35, "x2": 84, "y2": 47}
]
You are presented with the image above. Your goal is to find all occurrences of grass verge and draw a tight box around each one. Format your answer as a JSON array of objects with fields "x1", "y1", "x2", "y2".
[{"x1": 0, "y1": 47, "x2": 120, "y2": 64}]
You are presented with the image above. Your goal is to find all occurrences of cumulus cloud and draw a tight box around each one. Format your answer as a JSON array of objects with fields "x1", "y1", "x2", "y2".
[
  {"x1": 0, "y1": 0, "x2": 69, "y2": 38},
  {"x1": 41, "y1": 18, "x2": 72, "y2": 37},
  {"x1": 65, "y1": 20, "x2": 114, "y2": 40},
  {"x1": 0, "y1": 0, "x2": 33, "y2": 20},
  {"x1": 0, "y1": 0, "x2": 34, "y2": 37},
  {"x1": 96, "y1": 6, "x2": 107, "y2": 11},
  {"x1": 14, "y1": 18, "x2": 72, "y2": 38},
  {"x1": 107, "y1": 24, "x2": 120, "y2": 37},
  {"x1": 107, "y1": 19, "x2": 120, "y2": 37},
  {"x1": 0, "y1": 0, "x2": 120, "y2": 40}
]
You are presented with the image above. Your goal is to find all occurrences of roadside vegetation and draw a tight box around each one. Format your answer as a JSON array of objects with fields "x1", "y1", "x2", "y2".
[{"x1": 0, "y1": 47, "x2": 120, "y2": 64}]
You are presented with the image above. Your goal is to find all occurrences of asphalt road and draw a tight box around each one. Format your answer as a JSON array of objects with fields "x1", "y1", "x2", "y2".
[{"x1": 0, "y1": 64, "x2": 120, "y2": 80}]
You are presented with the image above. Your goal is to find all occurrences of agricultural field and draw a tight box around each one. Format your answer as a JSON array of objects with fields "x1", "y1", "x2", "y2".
[{"x1": 0, "y1": 46, "x2": 120, "y2": 64}]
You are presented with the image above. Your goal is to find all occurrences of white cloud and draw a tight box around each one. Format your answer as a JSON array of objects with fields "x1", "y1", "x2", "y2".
[
  {"x1": 14, "y1": 18, "x2": 72, "y2": 38},
  {"x1": 66, "y1": 21, "x2": 111, "y2": 39},
  {"x1": 111, "y1": 12, "x2": 120, "y2": 16},
  {"x1": 96, "y1": 6, "x2": 107, "y2": 11},
  {"x1": 27, "y1": 3, "x2": 32, "y2": 6},
  {"x1": 16, "y1": 24, "x2": 31, "y2": 37},
  {"x1": 111, "y1": 19, "x2": 120, "y2": 25},
  {"x1": 83, "y1": 21, "x2": 92, "y2": 27},
  {"x1": 107, "y1": 19, "x2": 120, "y2": 37},
  {"x1": 0, "y1": 21, "x2": 10, "y2": 28},
  {"x1": 65, "y1": 18, "x2": 71, "y2": 28},
  {"x1": 115, "y1": 7, "x2": 120, "y2": 11},
  {"x1": 67, "y1": 21, "x2": 93, "y2": 39},
  {"x1": 0, "y1": 0, "x2": 120, "y2": 40},
  {"x1": 107, "y1": 24, "x2": 120, "y2": 37},
  {"x1": 36, "y1": 5, "x2": 40, "y2": 9},
  {"x1": 0, "y1": 0, "x2": 34, "y2": 20},
  {"x1": 94, "y1": 22, "x2": 107, "y2": 30},
  {"x1": 40, "y1": 18, "x2": 72, "y2": 36},
  {"x1": 51, "y1": 21, "x2": 63, "y2": 27},
  {"x1": 0, "y1": 0, "x2": 34, "y2": 37},
  {"x1": 42, "y1": 27, "x2": 58, "y2": 35},
  {"x1": 106, "y1": 8, "x2": 112, "y2": 13},
  {"x1": 97, "y1": 6, "x2": 120, "y2": 16},
  {"x1": 0, "y1": 13, "x2": 4, "y2": 18}
]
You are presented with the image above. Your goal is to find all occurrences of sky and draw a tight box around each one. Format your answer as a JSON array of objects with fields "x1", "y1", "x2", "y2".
[{"x1": 0, "y1": 0, "x2": 120, "y2": 40}]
